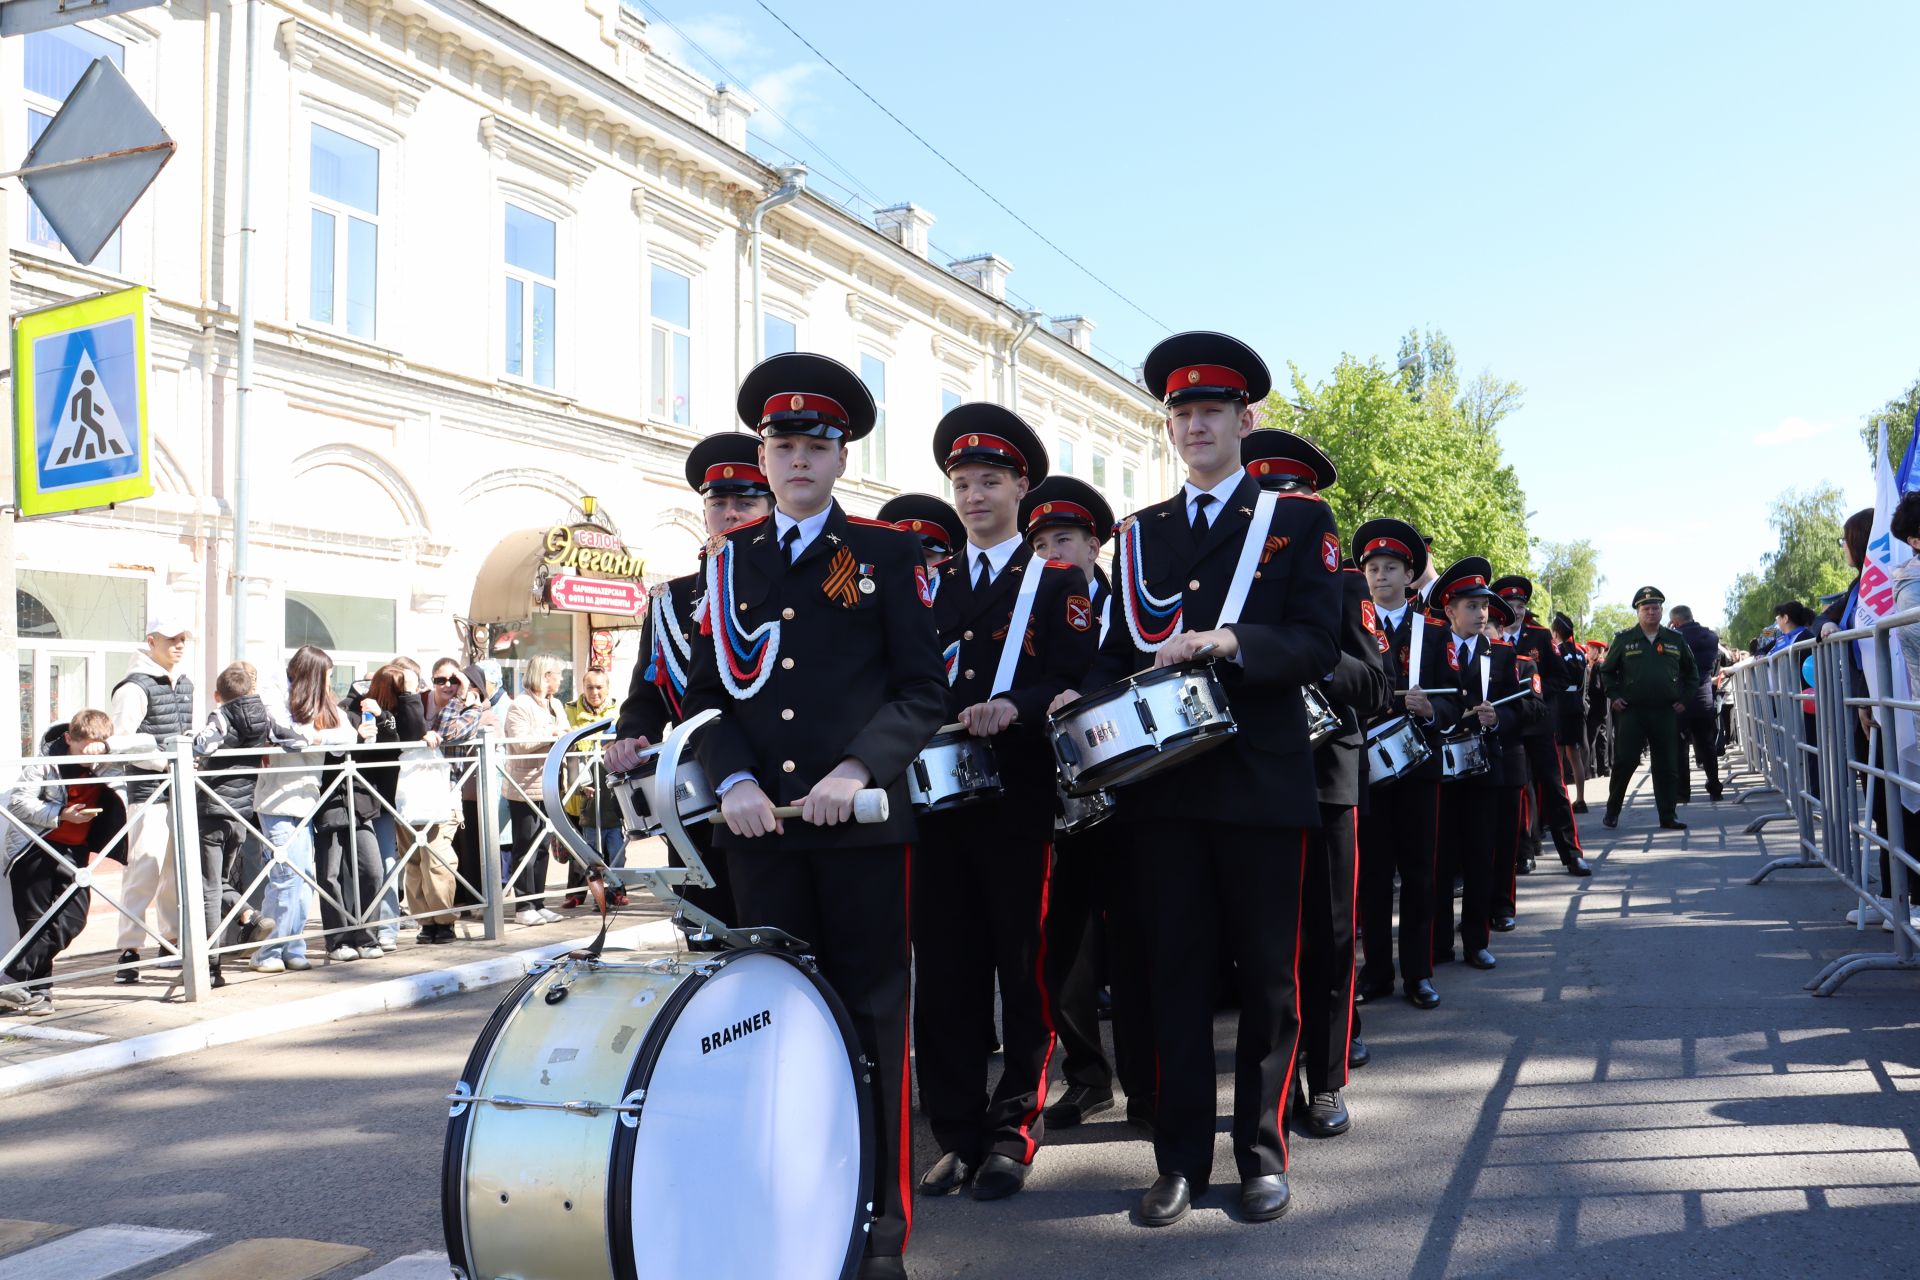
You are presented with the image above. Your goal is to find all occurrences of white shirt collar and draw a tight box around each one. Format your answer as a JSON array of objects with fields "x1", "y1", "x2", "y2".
[
  {"x1": 1377, "y1": 601, "x2": 1406, "y2": 627},
  {"x1": 968, "y1": 531, "x2": 1026, "y2": 582},
  {"x1": 1181, "y1": 471, "x2": 1244, "y2": 522},
  {"x1": 773, "y1": 504, "x2": 832, "y2": 557}
]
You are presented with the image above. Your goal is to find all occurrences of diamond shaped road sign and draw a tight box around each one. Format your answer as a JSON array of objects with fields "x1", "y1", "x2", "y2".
[{"x1": 16, "y1": 56, "x2": 174, "y2": 267}]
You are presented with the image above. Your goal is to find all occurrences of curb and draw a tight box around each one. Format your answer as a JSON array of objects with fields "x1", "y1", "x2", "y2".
[{"x1": 0, "y1": 918, "x2": 680, "y2": 1100}]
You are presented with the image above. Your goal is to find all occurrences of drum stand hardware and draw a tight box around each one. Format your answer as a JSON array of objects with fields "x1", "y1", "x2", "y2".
[{"x1": 445, "y1": 1078, "x2": 646, "y2": 1121}]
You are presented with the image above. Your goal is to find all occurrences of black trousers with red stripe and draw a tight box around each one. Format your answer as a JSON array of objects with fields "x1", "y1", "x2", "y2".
[
  {"x1": 1490, "y1": 784, "x2": 1529, "y2": 920},
  {"x1": 1045, "y1": 817, "x2": 1155, "y2": 1105},
  {"x1": 1133, "y1": 819, "x2": 1306, "y2": 1185},
  {"x1": 1435, "y1": 785, "x2": 1498, "y2": 957},
  {"x1": 1300, "y1": 803, "x2": 1359, "y2": 1097},
  {"x1": 912, "y1": 797, "x2": 1057, "y2": 1165},
  {"x1": 1524, "y1": 731, "x2": 1582, "y2": 860},
  {"x1": 728, "y1": 842, "x2": 913, "y2": 1258},
  {"x1": 1358, "y1": 778, "x2": 1440, "y2": 989}
]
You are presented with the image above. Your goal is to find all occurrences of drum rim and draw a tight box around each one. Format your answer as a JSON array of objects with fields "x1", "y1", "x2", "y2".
[
  {"x1": 1072, "y1": 724, "x2": 1235, "y2": 794},
  {"x1": 605, "y1": 946, "x2": 876, "y2": 1280},
  {"x1": 441, "y1": 968, "x2": 546, "y2": 1277},
  {"x1": 1047, "y1": 658, "x2": 1220, "y2": 721}
]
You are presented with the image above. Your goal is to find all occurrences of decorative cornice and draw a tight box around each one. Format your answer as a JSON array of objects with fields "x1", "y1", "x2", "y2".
[
  {"x1": 931, "y1": 333, "x2": 979, "y2": 373},
  {"x1": 280, "y1": 18, "x2": 430, "y2": 117},
  {"x1": 846, "y1": 293, "x2": 907, "y2": 338},
  {"x1": 763, "y1": 250, "x2": 825, "y2": 299},
  {"x1": 633, "y1": 188, "x2": 726, "y2": 248},
  {"x1": 481, "y1": 115, "x2": 596, "y2": 191}
]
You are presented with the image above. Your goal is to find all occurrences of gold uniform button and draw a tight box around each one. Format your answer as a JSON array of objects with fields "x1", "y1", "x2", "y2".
[
  {"x1": 781, "y1": 657, "x2": 795, "y2": 670},
  {"x1": 781, "y1": 708, "x2": 794, "y2": 721},
  {"x1": 738, "y1": 601, "x2": 749, "y2": 611},
  {"x1": 781, "y1": 760, "x2": 796, "y2": 773},
  {"x1": 1188, "y1": 579, "x2": 1201, "y2": 591},
  {"x1": 782, "y1": 607, "x2": 795, "y2": 620},
  {"x1": 963, "y1": 630, "x2": 974, "y2": 641},
  {"x1": 963, "y1": 668, "x2": 975, "y2": 680}
]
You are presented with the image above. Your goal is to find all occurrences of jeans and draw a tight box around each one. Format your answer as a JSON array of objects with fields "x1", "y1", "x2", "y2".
[
  {"x1": 372, "y1": 814, "x2": 400, "y2": 943},
  {"x1": 255, "y1": 814, "x2": 315, "y2": 965}
]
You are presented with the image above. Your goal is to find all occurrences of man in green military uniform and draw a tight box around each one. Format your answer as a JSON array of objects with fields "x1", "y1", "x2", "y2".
[{"x1": 1599, "y1": 585, "x2": 1699, "y2": 831}]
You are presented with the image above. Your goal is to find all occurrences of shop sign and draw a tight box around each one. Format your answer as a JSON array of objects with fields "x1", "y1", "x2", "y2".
[
  {"x1": 13, "y1": 285, "x2": 151, "y2": 518},
  {"x1": 543, "y1": 523, "x2": 645, "y2": 579},
  {"x1": 549, "y1": 574, "x2": 645, "y2": 617}
]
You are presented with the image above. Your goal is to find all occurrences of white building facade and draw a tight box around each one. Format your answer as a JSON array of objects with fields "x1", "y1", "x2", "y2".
[{"x1": 8, "y1": 0, "x2": 1168, "y2": 747}]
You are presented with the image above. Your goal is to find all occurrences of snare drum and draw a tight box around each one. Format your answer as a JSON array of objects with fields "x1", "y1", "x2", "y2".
[
  {"x1": 1056, "y1": 784, "x2": 1115, "y2": 834},
  {"x1": 1437, "y1": 728, "x2": 1490, "y2": 781},
  {"x1": 445, "y1": 948, "x2": 872, "y2": 1280},
  {"x1": 1303, "y1": 685, "x2": 1342, "y2": 747},
  {"x1": 907, "y1": 726, "x2": 1003, "y2": 812},
  {"x1": 1049, "y1": 661, "x2": 1236, "y2": 796},
  {"x1": 1365, "y1": 716, "x2": 1433, "y2": 786},
  {"x1": 609, "y1": 744, "x2": 718, "y2": 837}
]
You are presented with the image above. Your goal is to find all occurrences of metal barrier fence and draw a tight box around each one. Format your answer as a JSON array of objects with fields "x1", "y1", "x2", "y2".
[
  {"x1": 1726, "y1": 608, "x2": 1920, "y2": 995},
  {"x1": 0, "y1": 730, "x2": 628, "y2": 1002}
]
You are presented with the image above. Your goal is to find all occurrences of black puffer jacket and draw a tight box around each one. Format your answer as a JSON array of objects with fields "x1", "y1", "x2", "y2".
[{"x1": 191, "y1": 692, "x2": 292, "y2": 820}]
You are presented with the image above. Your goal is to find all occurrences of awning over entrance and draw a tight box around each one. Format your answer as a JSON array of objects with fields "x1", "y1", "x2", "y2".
[{"x1": 468, "y1": 526, "x2": 647, "y2": 629}]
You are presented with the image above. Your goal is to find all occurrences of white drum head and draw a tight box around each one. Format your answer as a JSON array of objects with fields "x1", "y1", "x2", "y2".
[{"x1": 623, "y1": 951, "x2": 866, "y2": 1280}]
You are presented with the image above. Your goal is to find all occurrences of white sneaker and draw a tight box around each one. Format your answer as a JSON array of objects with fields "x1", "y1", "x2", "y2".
[
  {"x1": 250, "y1": 955, "x2": 286, "y2": 974},
  {"x1": 1847, "y1": 900, "x2": 1891, "y2": 925},
  {"x1": 0, "y1": 983, "x2": 35, "y2": 1009},
  {"x1": 514, "y1": 907, "x2": 543, "y2": 925},
  {"x1": 285, "y1": 955, "x2": 313, "y2": 971},
  {"x1": 328, "y1": 945, "x2": 359, "y2": 962},
  {"x1": 356, "y1": 944, "x2": 384, "y2": 960},
  {"x1": 537, "y1": 908, "x2": 564, "y2": 924}
]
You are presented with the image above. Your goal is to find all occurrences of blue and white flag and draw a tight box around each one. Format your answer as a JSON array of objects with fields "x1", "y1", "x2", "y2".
[{"x1": 1855, "y1": 417, "x2": 1918, "y2": 773}]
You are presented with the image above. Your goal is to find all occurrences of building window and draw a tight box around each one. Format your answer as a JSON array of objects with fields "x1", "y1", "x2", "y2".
[
  {"x1": 504, "y1": 203, "x2": 557, "y2": 387},
  {"x1": 308, "y1": 124, "x2": 380, "y2": 339},
  {"x1": 23, "y1": 25, "x2": 125, "y2": 271},
  {"x1": 1058, "y1": 439, "x2": 1076, "y2": 476},
  {"x1": 1123, "y1": 465, "x2": 1136, "y2": 502},
  {"x1": 284, "y1": 591, "x2": 398, "y2": 695},
  {"x1": 858, "y1": 354, "x2": 887, "y2": 479},
  {"x1": 940, "y1": 388, "x2": 962, "y2": 416},
  {"x1": 651, "y1": 265, "x2": 692, "y2": 424},
  {"x1": 1092, "y1": 451, "x2": 1107, "y2": 488},
  {"x1": 763, "y1": 313, "x2": 796, "y2": 357}
]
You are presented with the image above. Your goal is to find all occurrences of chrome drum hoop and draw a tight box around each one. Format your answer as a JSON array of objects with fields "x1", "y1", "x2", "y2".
[
  {"x1": 907, "y1": 727, "x2": 1004, "y2": 813},
  {"x1": 1048, "y1": 661, "x2": 1237, "y2": 796},
  {"x1": 1365, "y1": 716, "x2": 1434, "y2": 787},
  {"x1": 1438, "y1": 729, "x2": 1490, "y2": 781}
]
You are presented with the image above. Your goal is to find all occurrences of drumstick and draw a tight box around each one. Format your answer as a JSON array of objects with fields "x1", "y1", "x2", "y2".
[
  {"x1": 1397, "y1": 686, "x2": 1462, "y2": 697},
  {"x1": 1194, "y1": 641, "x2": 1217, "y2": 657},
  {"x1": 706, "y1": 788, "x2": 891, "y2": 825}
]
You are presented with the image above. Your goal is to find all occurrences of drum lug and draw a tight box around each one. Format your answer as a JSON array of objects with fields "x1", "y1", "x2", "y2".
[
  {"x1": 1178, "y1": 680, "x2": 1208, "y2": 727},
  {"x1": 618, "y1": 1088, "x2": 646, "y2": 1129},
  {"x1": 447, "y1": 1079, "x2": 472, "y2": 1119}
]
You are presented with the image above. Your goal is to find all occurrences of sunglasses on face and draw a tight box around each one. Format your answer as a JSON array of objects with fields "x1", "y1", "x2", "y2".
[{"x1": 432, "y1": 675, "x2": 461, "y2": 686}]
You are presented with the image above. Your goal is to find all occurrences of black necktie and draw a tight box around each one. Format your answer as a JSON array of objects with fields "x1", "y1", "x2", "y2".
[
  {"x1": 1192, "y1": 493, "x2": 1215, "y2": 534},
  {"x1": 974, "y1": 554, "x2": 992, "y2": 593},
  {"x1": 781, "y1": 524, "x2": 800, "y2": 565}
]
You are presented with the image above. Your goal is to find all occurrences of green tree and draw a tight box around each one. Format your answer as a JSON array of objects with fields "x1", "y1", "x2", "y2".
[
  {"x1": 1276, "y1": 346, "x2": 1530, "y2": 573},
  {"x1": 1460, "y1": 370, "x2": 1526, "y2": 437},
  {"x1": 1862, "y1": 369, "x2": 1920, "y2": 464},
  {"x1": 1722, "y1": 484, "x2": 1854, "y2": 642},
  {"x1": 1589, "y1": 601, "x2": 1636, "y2": 640},
  {"x1": 1533, "y1": 539, "x2": 1602, "y2": 628}
]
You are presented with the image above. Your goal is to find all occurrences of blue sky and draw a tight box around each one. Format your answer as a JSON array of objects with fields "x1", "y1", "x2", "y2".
[{"x1": 634, "y1": 1, "x2": 1916, "y2": 628}]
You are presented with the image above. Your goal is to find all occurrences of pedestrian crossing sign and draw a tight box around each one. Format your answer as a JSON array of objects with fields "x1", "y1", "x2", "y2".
[{"x1": 12, "y1": 285, "x2": 151, "y2": 518}]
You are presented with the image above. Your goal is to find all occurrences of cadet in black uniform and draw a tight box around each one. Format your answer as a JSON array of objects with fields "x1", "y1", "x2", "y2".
[
  {"x1": 1491, "y1": 576, "x2": 1590, "y2": 877},
  {"x1": 1352, "y1": 519, "x2": 1458, "y2": 1011},
  {"x1": 1429, "y1": 558, "x2": 1531, "y2": 973},
  {"x1": 1242, "y1": 430, "x2": 1390, "y2": 1141},
  {"x1": 682, "y1": 353, "x2": 946, "y2": 1280},
  {"x1": 605, "y1": 432, "x2": 770, "y2": 931},
  {"x1": 1484, "y1": 592, "x2": 1548, "y2": 932},
  {"x1": 1024, "y1": 476, "x2": 1157, "y2": 1132},
  {"x1": 878, "y1": 493, "x2": 962, "y2": 578},
  {"x1": 912, "y1": 406, "x2": 1095, "y2": 1202},
  {"x1": 1052, "y1": 333, "x2": 1342, "y2": 1228}
]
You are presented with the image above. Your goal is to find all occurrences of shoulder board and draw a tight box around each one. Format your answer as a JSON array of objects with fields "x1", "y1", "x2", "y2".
[
  {"x1": 1491, "y1": 636, "x2": 1515, "y2": 649},
  {"x1": 1117, "y1": 513, "x2": 1139, "y2": 535},
  {"x1": 846, "y1": 515, "x2": 895, "y2": 528},
  {"x1": 1044, "y1": 559, "x2": 1075, "y2": 572},
  {"x1": 728, "y1": 514, "x2": 770, "y2": 535},
  {"x1": 1342, "y1": 565, "x2": 1363, "y2": 575},
  {"x1": 1272, "y1": 490, "x2": 1324, "y2": 503}
]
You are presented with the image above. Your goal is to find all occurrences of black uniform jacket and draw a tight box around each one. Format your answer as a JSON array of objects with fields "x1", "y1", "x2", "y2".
[
  {"x1": 1083, "y1": 475, "x2": 1342, "y2": 830},
  {"x1": 1559, "y1": 644, "x2": 1590, "y2": 725},
  {"x1": 1510, "y1": 616, "x2": 1568, "y2": 739},
  {"x1": 933, "y1": 551, "x2": 1095, "y2": 806},
  {"x1": 618, "y1": 570, "x2": 700, "y2": 746},
  {"x1": 1313, "y1": 567, "x2": 1393, "y2": 810},
  {"x1": 684, "y1": 502, "x2": 947, "y2": 850},
  {"x1": 1439, "y1": 632, "x2": 1538, "y2": 789},
  {"x1": 1369, "y1": 598, "x2": 1464, "y2": 784}
]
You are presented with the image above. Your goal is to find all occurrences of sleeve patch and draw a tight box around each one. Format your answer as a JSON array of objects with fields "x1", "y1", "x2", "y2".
[
  {"x1": 914, "y1": 564, "x2": 936, "y2": 608},
  {"x1": 1065, "y1": 594, "x2": 1093, "y2": 632},
  {"x1": 1320, "y1": 532, "x2": 1340, "y2": 573}
]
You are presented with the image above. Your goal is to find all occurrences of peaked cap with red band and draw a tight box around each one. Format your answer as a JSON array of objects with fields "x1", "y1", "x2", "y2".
[
  {"x1": 1020, "y1": 475, "x2": 1115, "y2": 543},
  {"x1": 1351, "y1": 517, "x2": 1428, "y2": 579},
  {"x1": 877, "y1": 492, "x2": 962, "y2": 555},
  {"x1": 1241, "y1": 427, "x2": 1337, "y2": 492},
  {"x1": 931, "y1": 402, "x2": 1050, "y2": 484},
  {"x1": 734, "y1": 351, "x2": 877, "y2": 441},
  {"x1": 1486, "y1": 592, "x2": 1518, "y2": 629},
  {"x1": 1432, "y1": 555, "x2": 1497, "y2": 608},
  {"x1": 1142, "y1": 330, "x2": 1272, "y2": 409},
  {"x1": 683, "y1": 431, "x2": 770, "y2": 497},
  {"x1": 1490, "y1": 574, "x2": 1534, "y2": 604}
]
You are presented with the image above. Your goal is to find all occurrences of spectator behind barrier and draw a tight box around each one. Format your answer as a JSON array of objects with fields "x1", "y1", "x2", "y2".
[{"x1": 503, "y1": 655, "x2": 568, "y2": 926}]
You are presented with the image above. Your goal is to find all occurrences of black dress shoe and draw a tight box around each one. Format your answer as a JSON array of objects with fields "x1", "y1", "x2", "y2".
[
  {"x1": 1239, "y1": 1173, "x2": 1291, "y2": 1222},
  {"x1": 1138, "y1": 1174, "x2": 1195, "y2": 1227},
  {"x1": 1348, "y1": 1038, "x2": 1370, "y2": 1070},
  {"x1": 857, "y1": 1257, "x2": 908, "y2": 1280},
  {"x1": 1407, "y1": 979, "x2": 1440, "y2": 1009},
  {"x1": 971, "y1": 1153, "x2": 1028, "y2": 1201},
  {"x1": 1467, "y1": 948, "x2": 1497, "y2": 970},
  {"x1": 1517, "y1": 857, "x2": 1535, "y2": 876},
  {"x1": 1602, "y1": 811, "x2": 1619, "y2": 828},
  {"x1": 1301, "y1": 1090, "x2": 1351, "y2": 1138},
  {"x1": 1490, "y1": 916, "x2": 1516, "y2": 933},
  {"x1": 1573, "y1": 798, "x2": 1589, "y2": 814},
  {"x1": 1356, "y1": 977, "x2": 1394, "y2": 1004},
  {"x1": 1562, "y1": 856, "x2": 1592, "y2": 877},
  {"x1": 1043, "y1": 1085, "x2": 1114, "y2": 1129},
  {"x1": 917, "y1": 1151, "x2": 975, "y2": 1196},
  {"x1": 115, "y1": 949, "x2": 140, "y2": 984},
  {"x1": 1660, "y1": 818, "x2": 1688, "y2": 830}
]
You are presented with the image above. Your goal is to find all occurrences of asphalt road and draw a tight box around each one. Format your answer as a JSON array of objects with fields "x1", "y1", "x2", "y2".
[{"x1": 4, "y1": 769, "x2": 1919, "y2": 1279}]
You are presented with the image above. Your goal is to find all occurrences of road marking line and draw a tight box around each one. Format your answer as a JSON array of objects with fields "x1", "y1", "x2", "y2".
[
  {"x1": 0, "y1": 1219, "x2": 72, "y2": 1257},
  {"x1": 0, "y1": 1224, "x2": 209, "y2": 1279},
  {"x1": 148, "y1": 1238, "x2": 370, "y2": 1280},
  {"x1": 351, "y1": 1252, "x2": 453, "y2": 1280}
]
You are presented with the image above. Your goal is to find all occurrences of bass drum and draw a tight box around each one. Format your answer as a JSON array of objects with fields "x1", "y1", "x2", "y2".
[{"x1": 443, "y1": 948, "x2": 872, "y2": 1280}]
